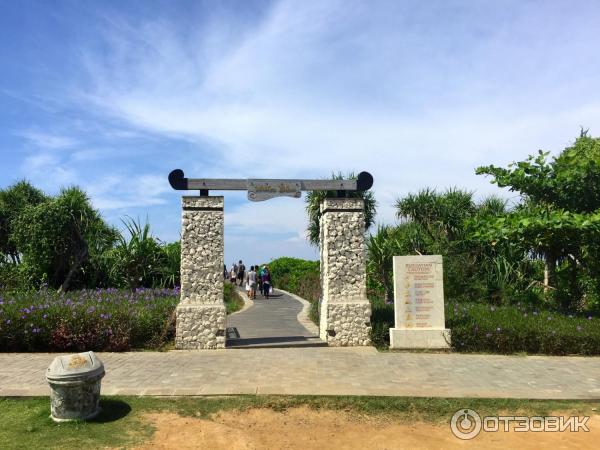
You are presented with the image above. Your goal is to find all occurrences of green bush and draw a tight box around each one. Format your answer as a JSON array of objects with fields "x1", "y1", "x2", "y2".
[
  {"x1": 369, "y1": 298, "x2": 394, "y2": 349},
  {"x1": 0, "y1": 262, "x2": 38, "y2": 291},
  {"x1": 268, "y1": 257, "x2": 320, "y2": 325},
  {"x1": 368, "y1": 296, "x2": 600, "y2": 355},
  {"x1": 223, "y1": 282, "x2": 243, "y2": 314},
  {"x1": 268, "y1": 256, "x2": 320, "y2": 302},
  {"x1": 447, "y1": 303, "x2": 600, "y2": 355}
]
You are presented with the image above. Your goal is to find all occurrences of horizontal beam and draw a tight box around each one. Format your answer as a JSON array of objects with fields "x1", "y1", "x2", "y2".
[
  {"x1": 186, "y1": 179, "x2": 356, "y2": 190},
  {"x1": 168, "y1": 170, "x2": 373, "y2": 192}
]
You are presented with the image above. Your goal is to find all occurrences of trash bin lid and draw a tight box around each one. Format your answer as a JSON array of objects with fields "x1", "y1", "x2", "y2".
[{"x1": 46, "y1": 351, "x2": 104, "y2": 382}]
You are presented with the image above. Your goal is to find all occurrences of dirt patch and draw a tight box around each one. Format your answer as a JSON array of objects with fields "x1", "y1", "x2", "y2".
[{"x1": 134, "y1": 407, "x2": 599, "y2": 449}]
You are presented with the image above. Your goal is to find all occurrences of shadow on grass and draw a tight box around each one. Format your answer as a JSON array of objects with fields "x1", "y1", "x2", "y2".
[{"x1": 89, "y1": 398, "x2": 132, "y2": 423}]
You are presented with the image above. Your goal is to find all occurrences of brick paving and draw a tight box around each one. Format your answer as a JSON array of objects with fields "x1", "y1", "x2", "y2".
[
  {"x1": 2, "y1": 289, "x2": 599, "y2": 399},
  {"x1": 1, "y1": 348, "x2": 599, "y2": 399}
]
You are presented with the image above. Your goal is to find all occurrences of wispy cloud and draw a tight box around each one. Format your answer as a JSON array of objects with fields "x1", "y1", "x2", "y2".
[
  {"x1": 5, "y1": 0, "x2": 600, "y2": 263},
  {"x1": 18, "y1": 130, "x2": 79, "y2": 149}
]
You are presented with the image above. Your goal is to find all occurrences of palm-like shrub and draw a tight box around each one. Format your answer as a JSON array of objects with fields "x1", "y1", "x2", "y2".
[
  {"x1": 305, "y1": 172, "x2": 376, "y2": 246},
  {"x1": 158, "y1": 241, "x2": 181, "y2": 288},
  {"x1": 367, "y1": 225, "x2": 399, "y2": 303},
  {"x1": 109, "y1": 217, "x2": 164, "y2": 290}
]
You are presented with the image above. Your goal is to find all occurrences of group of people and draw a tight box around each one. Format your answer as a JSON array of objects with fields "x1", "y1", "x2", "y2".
[{"x1": 225, "y1": 260, "x2": 273, "y2": 300}]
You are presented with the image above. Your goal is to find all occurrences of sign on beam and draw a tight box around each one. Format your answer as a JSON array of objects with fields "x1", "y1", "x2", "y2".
[
  {"x1": 247, "y1": 180, "x2": 301, "y2": 201},
  {"x1": 168, "y1": 169, "x2": 373, "y2": 200}
]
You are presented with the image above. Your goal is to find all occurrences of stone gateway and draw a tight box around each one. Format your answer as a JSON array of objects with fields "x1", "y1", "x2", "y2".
[
  {"x1": 175, "y1": 196, "x2": 226, "y2": 349},
  {"x1": 319, "y1": 198, "x2": 371, "y2": 346},
  {"x1": 168, "y1": 170, "x2": 374, "y2": 349}
]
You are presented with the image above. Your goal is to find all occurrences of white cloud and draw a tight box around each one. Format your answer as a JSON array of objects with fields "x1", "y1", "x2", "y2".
[
  {"x1": 19, "y1": 0, "x2": 600, "y2": 257},
  {"x1": 225, "y1": 196, "x2": 309, "y2": 239},
  {"x1": 22, "y1": 152, "x2": 78, "y2": 189},
  {"x1": 18, "y1": 130, "x2": 79, "y2": 149},
  {"x1": 20, "y1": 149, "x2": 171, "y2": 211},
  {"x1": 86, "y1": 173, "x2": 171, "y2": 210}
]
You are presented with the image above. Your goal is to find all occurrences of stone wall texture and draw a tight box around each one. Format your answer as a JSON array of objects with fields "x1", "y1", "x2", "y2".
[
  {"x1": 319, "y1": 198, "x2": 371, "y2": 346},
  {"x1": 175, "y1": 304, "x2": 226, "y2": 349},
  {"x1": 176, "y1": 196, "x2": 226, "y2": 349},
  {"x1": 180, "y1": 196, "x2": 224, "y2": 305}
]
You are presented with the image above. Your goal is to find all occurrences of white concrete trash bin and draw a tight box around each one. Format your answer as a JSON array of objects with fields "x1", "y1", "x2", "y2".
[{"x1": 46, "y1": 351, "x2": 105, "y2": 422}]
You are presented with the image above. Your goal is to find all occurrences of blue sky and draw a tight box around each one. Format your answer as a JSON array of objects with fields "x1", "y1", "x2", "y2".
[{"x1": 2, "y1": 0, "x2": 600, "y2": 265}]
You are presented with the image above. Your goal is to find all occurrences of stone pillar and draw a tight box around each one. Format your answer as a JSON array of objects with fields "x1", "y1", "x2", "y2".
[
  {"x1": 319, "y1": 198, "x2": 371, "y2": 346},
  {"x1": 175, "y1": 196, "x2": 226, "y2": 349}
]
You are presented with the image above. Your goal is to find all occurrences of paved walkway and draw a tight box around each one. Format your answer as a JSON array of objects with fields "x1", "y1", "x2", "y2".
[
  {"x1": 1, "y1": 349, "x2": 599, "y2": 399},
  {"x1": 226, "y1": 287, "x2": 324, "y2": 348}
]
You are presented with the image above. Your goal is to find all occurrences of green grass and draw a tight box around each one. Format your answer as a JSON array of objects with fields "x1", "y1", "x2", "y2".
[
  {"x1": 1, "y1": 395, "x2": 598, "y2": 450},
  {"x1": 224, "y1": 282, "x2": 244, "y2": 314}
]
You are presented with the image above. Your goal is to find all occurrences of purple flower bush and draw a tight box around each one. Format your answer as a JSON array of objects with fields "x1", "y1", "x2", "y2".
[
  {"x1": 0, "y1": 287, "x2": 179, "y2": 352},
  {"x1": 446, "y1": 303, "x2": 600, "y2": 355}
]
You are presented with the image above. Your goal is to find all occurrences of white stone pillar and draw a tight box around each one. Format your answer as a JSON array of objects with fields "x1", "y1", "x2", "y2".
[
  {"x1": 319, "y1": 198, "x2": 371, "y2": 346},
  {"x1": 175, "y1": 196, "x2": 226, "y2": 349}
]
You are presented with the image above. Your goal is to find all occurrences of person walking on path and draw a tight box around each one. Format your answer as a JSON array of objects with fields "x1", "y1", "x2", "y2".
[
  {"x1": 237, "y1": 260, "x2": 245, "y2": 286},
  {"x1": 262, "y1": 266, "x2": 272, "y2": 299},
  {"x1": 257, "y1": 265, "x2": 264, "y2": 296},
  {"x1": 246, "y1": 265, "x2": 257, "y2": 299},
  {"x1": 229, "y1": 264, "x2": 237, "y2": 284}
]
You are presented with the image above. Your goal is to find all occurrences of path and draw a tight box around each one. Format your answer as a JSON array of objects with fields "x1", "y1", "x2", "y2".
[
  {"x1": 1, "y1": 349, "x2": 599, "y2": 399},
  {"x1": 226, "y1": 286, "x2": 324, "y2": 348}
]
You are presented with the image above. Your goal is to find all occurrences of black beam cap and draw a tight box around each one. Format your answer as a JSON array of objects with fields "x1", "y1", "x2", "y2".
[
  {"x1": 168, "y1": 169, "x2": 189, "y2": 190},
  {"x1": 356, "y1": 171, "x2": 374, "y2": 191}
]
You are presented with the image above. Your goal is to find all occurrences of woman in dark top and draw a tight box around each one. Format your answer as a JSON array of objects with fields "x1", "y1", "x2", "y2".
[{"x1": 262, "y1": 267, "x2": 272, "y2": 299}]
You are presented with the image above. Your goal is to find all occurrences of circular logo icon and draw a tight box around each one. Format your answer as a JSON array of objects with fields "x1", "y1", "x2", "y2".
[{"x1": 450, "y1": 409, "x2": 482, "y2": 440}]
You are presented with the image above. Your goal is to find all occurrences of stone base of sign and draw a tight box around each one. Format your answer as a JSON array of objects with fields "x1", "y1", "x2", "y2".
[
  {"x1": 389, "y1": 328, "x2": 450, "y2": 349},
  {"x1": 320, "y1": 301, "x2": 371, "y2": 346},
  {"x1": 175, "y1": 304, "x2": 226, "y2": 349}
]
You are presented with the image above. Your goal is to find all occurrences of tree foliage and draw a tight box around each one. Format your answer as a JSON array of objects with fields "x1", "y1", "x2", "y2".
[
  {"x1": 0, "y1": 182, "x2": 178, "y2": 292},
  {"x1": 474, "y1": 133, "x2": 600, "y2": 309},
  {"x1": 0, "y1": 181, "x2": 47, "y2": 264},
  {"x1": 372, "y1": 188, "x2": 520, "y2": 304},
  {"x1": 11, "y1": 187, "x2": 117, "y2": 291}
]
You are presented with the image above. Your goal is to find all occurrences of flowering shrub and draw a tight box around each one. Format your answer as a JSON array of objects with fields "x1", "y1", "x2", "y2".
[
  {"x1": 0, "y1": 287, "x2": 179, "y2": 351},
  {"x1": 370, "y1": 300, "x2": 600, "y2": 355},
  {"x1": 447, "y1": 303, "x2": 600, "y2": 355}
]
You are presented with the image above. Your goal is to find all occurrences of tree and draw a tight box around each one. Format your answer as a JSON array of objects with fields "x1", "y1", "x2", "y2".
[
  {"x1": 0, "y1": 181, "x2": 47, "y2": 264},
  {"x1": 12, "y1": 187, "x2": 115, "y2": 291},
  {"x1": 477, "y1": 131, "x2": 600, "y2": 214},
  {"x1": 475, "y1": 133, "x2": 600, "y2": 309},
  {"x1": 305, "y1": 172, "x2": 376, "y2": 246}
]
